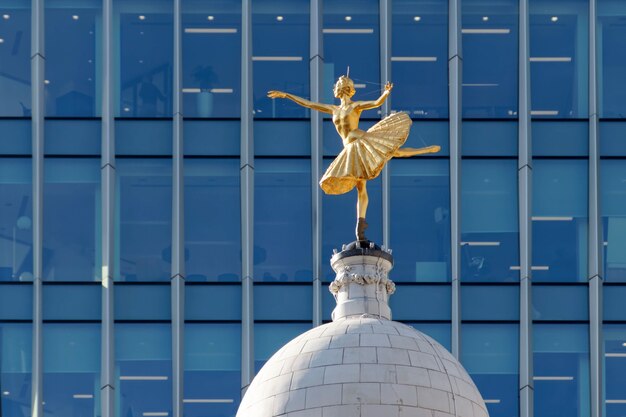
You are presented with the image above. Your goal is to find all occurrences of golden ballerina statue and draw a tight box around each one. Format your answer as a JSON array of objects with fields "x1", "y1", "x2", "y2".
[{"x1": 268, "y1": 73, "x2": 440, "y2": 242}]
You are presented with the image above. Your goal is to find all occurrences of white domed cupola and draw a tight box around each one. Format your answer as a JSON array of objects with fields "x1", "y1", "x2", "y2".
[{"x1": 236, "y1": 242, "x2": 489, "y2": 417}]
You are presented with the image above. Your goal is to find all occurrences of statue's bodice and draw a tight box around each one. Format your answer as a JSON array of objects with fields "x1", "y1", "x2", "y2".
[{"x1": 332, "y1": 104, "x2": 362, "y2": 145}]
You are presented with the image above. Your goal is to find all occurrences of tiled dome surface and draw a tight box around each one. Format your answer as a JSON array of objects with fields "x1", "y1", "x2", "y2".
[{"x1": 237, "y1": 315, "x2": 488, "y2": 417}]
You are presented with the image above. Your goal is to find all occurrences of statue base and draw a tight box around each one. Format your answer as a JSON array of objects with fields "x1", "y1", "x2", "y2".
[{"x1": 329, "y1": 240, "x2": 395, "y2": 321}]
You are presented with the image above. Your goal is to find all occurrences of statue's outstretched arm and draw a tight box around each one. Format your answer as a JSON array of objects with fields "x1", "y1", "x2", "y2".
[
  {"x1": 355, "y1": 82, "x2": 393, "y2": 111},
  {"x1": 268, "y1": 91, "x2": 335, "y2": 114}
]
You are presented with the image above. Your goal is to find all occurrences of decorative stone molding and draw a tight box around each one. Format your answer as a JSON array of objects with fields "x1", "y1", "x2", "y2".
[{"x1": 329, "y1": 265, "x2": 396, "y2": 295}]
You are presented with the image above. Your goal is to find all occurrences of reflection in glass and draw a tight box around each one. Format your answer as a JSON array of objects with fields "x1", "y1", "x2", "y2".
[
  {"x1": 255, "y1": 323, "x2": 311, "y2": 371},
  {"x1": 43, "y1": 324, "x2": 100, "y2": 416},
  {"x1": 117, "y1": 159, "x2": 172, "y2": 281},
  {"x1": 182, "y1": 0, "x2": 240, "y2": 118},
  {"x1": 184, "y1": 324, "x2": 241, "y2": 417},
  {"x1": 389, "y1": 159, "x2": 450, "y2": 282},
  {"x1": 253, "y1": 0, "x2": 309, "y2": 119},
  {"x1": 254, "y1": 159, "x2": 311, "y2": 282},
  {"x1": 0, "y1": 159, "x2": 32, "y2": 282},
  {"x1": 391, "y1": 0, "x2": 447, "y2": 118},
  {"x1": 116, "y1": 324, "x2": 172, "y2": 417},
  {"x1": 462, "y1": 0, "x2": 518, "y2": 118},
  {"x1": 184, "y1": 159, "x2": 240, "y2": 281},
  {"x1": 530, "y1": 0, "x2": 588, "y2": 118},
  {"x1": 532, "y1": 160, "x2": 588, "y2": 282},
  {"x1": 323, "y1": 0, "x2": 380, "y2": 118},
  {"x1": 461, "y1": 160, "x2": 519, "y2": 282},
  {"x1": 44, "y1": 159, "x2": 100, "y2": 281},
  {"x1": 45, "y1": 0, "x2": 101, "y2": 116},
  {"x1": 115, "y1": 0, "x2": 173, "y2": 117},
  {"x1": 462, "y1": 324, "x2": 519, "y2": 417},
  {"x1": 0, "y1": 324, "x2": 31, "y2": 417},
  {"x1": 0, "y1": 1, "x2": 31, "y2": 116},
  {"x1": 601, "y1": 160, "x2": 626, "y2": 282},
  {"x1": 604, "y1": 325, "x2": 626, "y2": 417},
  {"x1": 534, "y1": 324, "x2": 590, "y2": 417},
  {"x1": 598, "y1": 0, "x2": 626, "y2": 118}
]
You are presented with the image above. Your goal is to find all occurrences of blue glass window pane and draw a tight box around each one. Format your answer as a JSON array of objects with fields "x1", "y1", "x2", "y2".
[
  {"x1": 43, "y1": 324, "x2": 100, "y2": 416},
  {"x1": 391, "y1": 0, "x2": 447, "y2": 118},
  {"x1": 532, "y1": 285, "x2": 588, "y2": 321},
  {"x1": 116, "y1": 119, "x2": 173, "y2": 156},
  {"x1": 601, "y1": 160, "x2": 626, "y2": 282},
  {"x1": 390, "y1": 285, "x2": 451, "y2": 321},
  {"x1": 255, "y1": 323, "x2": 311, "y2": 371},
  {"x1": 323, "y1": 0, "x2": 380, "y2": 119},
  {"x1": 390, "y1": 159, "x2": 450, "y2": 282},
  {"x1": 322, "y1": 159, "x2": 382, "y2": 281},
  {"x1": 44, "y1": 159, "x2": 100, "y2": 281},
  {"x1": 255, "y1": 120, "x2": 310, "y2": 156},
  {"x1": 534, "y1": 324, "x2": 590, "y2": 417},
  {"x1": 115, "y1": 284, "x2": 171, "y2": 320},
  {"x1": 254, "y1": 159, "x2": 312, "y2": 282},
  {"x1": 604, "y1": 325, "x2": 626, "y2": 417},
  {"x1": 184, "y1": 120, "x2": 240, "y2": 156},
  {"x1": 461, "y1": 160, "x2": 519, "y2": 282},
  {"x1": 462, "y1": 324, "x2": 519, "y2": 417},
  {"x1": 408, "y1": 323, "x2": 451, "y2": 351},
  {"x1": 0, "y1": 159, "x2": 32, "y2": 281},
  {"x1": 0, "y1": 284, "x2": 32, "y2": 319},
  {"x1": 530, "y1": 0, "x2": 588, "y2": 119},
  {"x1": 116, "y1": 324, "x2": 172, "y2": 417},
  {"x1": 45, "y1": 120, "x2": 101, "y2": 156},
  {"x1": 117, "y1": 159, "x2": 172, "y2": 282},
  {"x1": 254, "y1": 285, "x2": 312, "y2": 321},
  {"x1": 461, "y1": 285, "x2": 519, "y2": 321},
  {"x1": 0, "y1": 2, "x2": 31, "y2": 116},
  {"x1": 462, "y1": 0, "x2": 518, "y2": 118},
  {"x1": 532, "y1": 121, "x2": 588, "y2": 156},
  {"x1": 115, "y1": 0, "x2": 173, "y2": 117},
  {"x1": 0, "y1": 324, "x2": 32, "y2": 417},
  {"x1": 600, "y1": 121, "x2": 626, "y2": 156},
  {"x1": 0, "y1": 120, "x2": 31, "y2": 155},
  {"x1": 182, "y1": 0, "x2": 240, "y2": 118},
  {"x1": 462, "y1": 121, "x2": 518, "y2": 156},
  {"x1": 184, "y1": 159, "x2": 240, "y2": 281},
  {"x1": 185, "y1": 284, "x2": 241, "y2": 320},
  {"x1": 45, "y1": 0, "x2": 100, "y2": 117},
  {"x1": 43, "y1": 284, "x2": 101, "y2": 320},
  {"x1": 184, "y1": 324, "x2": 241, "y2": 417},
  {"x1": 604, "y1": 286, "x2": 626, "y2": 321},
  {"x1": 532, "y1": 160, "x2": 588, "y2": 282},
  {"x1": 253, "y1": 0, "x2": 309, "y2": 119},
  {"x1": 598, "y1": 1, "x2": 626, "y2": 118}
]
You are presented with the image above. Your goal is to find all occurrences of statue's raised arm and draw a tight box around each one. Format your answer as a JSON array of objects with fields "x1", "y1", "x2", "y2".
[
  {"x1": 354, "y1": 81, "x2": 393, "y2": 111},
  {"x1": 267, "y1": 91, "x2": 335, "y2": 114}
]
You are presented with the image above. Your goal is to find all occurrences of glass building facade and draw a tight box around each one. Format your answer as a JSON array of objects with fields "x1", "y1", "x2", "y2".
[{"x1": 0, "y1": 0, "x2": 624, "y2": 417}]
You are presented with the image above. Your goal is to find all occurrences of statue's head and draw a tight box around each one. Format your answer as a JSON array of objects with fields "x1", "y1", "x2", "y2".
[{"x1": 333, "y1": 75, "x2": 356, "y2": 99}]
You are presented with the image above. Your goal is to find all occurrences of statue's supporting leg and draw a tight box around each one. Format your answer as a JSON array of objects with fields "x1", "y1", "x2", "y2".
[{"x1": 355, "y1": 180, "x2": 369, "y2": 241}]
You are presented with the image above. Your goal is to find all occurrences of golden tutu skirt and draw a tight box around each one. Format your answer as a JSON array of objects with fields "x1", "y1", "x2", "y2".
[{"x1": 320, "y1": 112, "x2": 412, "y2": 195}]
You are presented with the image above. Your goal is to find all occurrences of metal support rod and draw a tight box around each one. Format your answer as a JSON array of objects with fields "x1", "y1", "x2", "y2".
[
  {"x1": 588, "y1": 1, "x2": 603, "y2": 416},
  {"x1": 240, "y1": 0, "x2": 255, "y2": 395},
  {"x1": 518, "y1": 0, "x2": 533, "y2": 416},
  {"x1": 100, "y1": 0, "x2": 116, "y2": 415},
  {"x1": 171, "y1": 0, "x2": 185, "y2": 415},
  {"x1": 30, "y1": 0, "x2": 44, "y2": 414},
  {"x1": 380, "y1": 0, "x2": 391, "y2": 249},
  {"x1": 310, "y1": 0, "x2": 323, "y2": 328},
  {"x1": 448, "y1": 0, "x2": 462, "y2": 360}
]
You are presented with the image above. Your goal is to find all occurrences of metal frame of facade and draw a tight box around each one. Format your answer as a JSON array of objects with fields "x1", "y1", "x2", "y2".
[{"x1": 23, "y1": 0, "x2": 609, "y2": 416}]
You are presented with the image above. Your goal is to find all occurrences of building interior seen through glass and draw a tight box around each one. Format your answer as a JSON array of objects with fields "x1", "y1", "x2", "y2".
[{"x1": 0, "y1": 0, "x2": 626, "y2": 416}]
